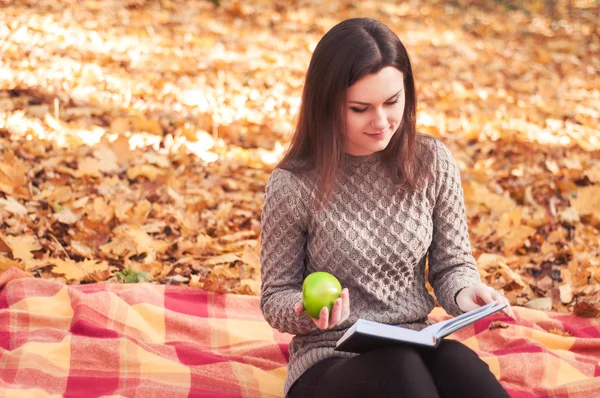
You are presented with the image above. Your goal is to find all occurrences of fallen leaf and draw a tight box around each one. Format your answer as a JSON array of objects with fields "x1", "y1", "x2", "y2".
[
  {"x1": 559, "y1": 283, "x2": 573, "y2": 304},
  {"x1": 0, "y1": 152, "x2": 29, "y2": 198},
  {"x1": 0, "y1": 255, "x2": 25, "y2": 272},
  {"x1": 127, "y1": 164, "x2": 165, "y2": 181},
  {"x1": 0, "y1": 234, "x2": 42, "y2": 266},
  {"x1": 0, "y1": 196, "x2": 28, "y2": 215},
  {"x1": 547, "y1": 327, "x2": 571, "y2": 336},
  {"x1": 94, "y1": 146, "x2": 120, "y2": 173},
  {"x1": 203, "y1": 253, "x2": 241, "y2": 266},
  {"x1": 524, "y1": 297, "x2": 553, "y2": 311},
  {"x1": 53, "y1": 209, "x2": 80, "y2": 225},
  {"x1": 573, "y1": 301, "x2": 600, "y2": 318},
  {"x1": 49, "y1": 258, "x2": 111, "y2": 281},
  {"x1": 77, "y1": 157, "x2": 102, "y2": 177},
  {"x1": 489, "y1": 321, "x2": 510, "y2": 330},
  {"x1": 571, "y1": 186, "x2": 600, "y2": 226}
]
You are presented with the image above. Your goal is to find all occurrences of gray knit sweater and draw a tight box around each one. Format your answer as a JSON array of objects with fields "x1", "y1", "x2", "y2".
[{"x1": 259, "y1": 136, "x2": 481, "y2": 396}]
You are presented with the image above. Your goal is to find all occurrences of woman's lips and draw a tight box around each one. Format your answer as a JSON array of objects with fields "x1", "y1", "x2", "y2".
[{"x1": 365, "y1": 129, "x2": 388, "y2": 139}]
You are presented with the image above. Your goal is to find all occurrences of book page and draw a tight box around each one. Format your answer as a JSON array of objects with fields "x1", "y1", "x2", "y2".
[
  {"x1": 436, "y1": 302, "x2": 506, "y2": 338},
  {"x1": 336, "y1": 319, "x2": 435, "y2": 348},
  {"x1": 421, "y1": 302, "x2": 503, "y2": 338}
]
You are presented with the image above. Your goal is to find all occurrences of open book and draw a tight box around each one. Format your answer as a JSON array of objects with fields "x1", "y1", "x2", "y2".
[{"x1": 335, "y1": 302, "x2": 507, "y2": 353}]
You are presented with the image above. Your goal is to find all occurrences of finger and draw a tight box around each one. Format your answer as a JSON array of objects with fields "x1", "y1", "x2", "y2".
[
  {"x1": 341, "y1": 288, "x2": 350, "y2": 321},
  {"x1": 311, "y1": 307, "x2": 323, "y2": 328},
  {"x1": 499, "y1": 296, "x2": 511, "y2": 317},
  {"x1": 489, "y1": 290, "x2": 516, "y2": 320},
  {"x1": 487, "y1": 288, "x2": 500, "y2": 301},
  {"x1": 493, "y1": 294, "x2": 514, "y2": 320},
  {"x1": 318, "y1": 306, "x2": 329, "y2": 329},
  {"x1": 458, "y1": 299, "x2": 480, "y2": 312},
  {"x1": 476, "y1": 286, "x2": 495, "y2": 305},
  {"x1": 294, "y1": 302, "x2": 304, "y2": 313},
  {"x1": 491, "y1": 291, "x2": 505, "y2": 305},
  {"x1": 504, "y1": 298, "x2": 516, "y2": 320},
  {"x1": 455, "y1": 292, "x2": 479, "y2": 312},
  {"x1": 330, "y1": 298, "x2": 342, "y2": 327}
]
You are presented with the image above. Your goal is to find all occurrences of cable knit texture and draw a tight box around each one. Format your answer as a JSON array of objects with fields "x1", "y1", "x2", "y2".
[{"x1": 260, "y1": 135, "x2": 481, "y2": 396}]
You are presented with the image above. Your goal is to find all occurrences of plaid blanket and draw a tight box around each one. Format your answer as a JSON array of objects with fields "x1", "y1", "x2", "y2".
[{"x1": 1, "y1": 266, "x2": 599, "y2": 398}]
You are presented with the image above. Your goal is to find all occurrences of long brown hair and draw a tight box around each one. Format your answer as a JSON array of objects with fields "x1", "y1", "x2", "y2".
[{"x1": 278, "y1": 18, "x2": 428, "y2": 203}]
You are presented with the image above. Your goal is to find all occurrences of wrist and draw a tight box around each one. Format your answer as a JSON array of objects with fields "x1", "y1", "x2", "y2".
[{"x1": 454, "y1": 287, "x2": 466, "y2": 305}]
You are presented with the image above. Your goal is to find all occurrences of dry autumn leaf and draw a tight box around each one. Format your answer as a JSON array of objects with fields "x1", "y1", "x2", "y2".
[
  {"x1": 573, "y1": 302, "x2": 600, "y2": 318},
  {"x1": 0, "y1": 234, "x2": 44, "y2": 270},
  {"x1": 0, "y1": 0, "x2": 598, "y2": 312},
  {"x1": 489, "y1": 321, "x2": 510, "y2": 330},
  {"x1": 571, "y1": 186, "x2": 600, "y2": 227},
  {"x1": 0, "y1": 196, "x2": 28, "y2": 215},
  {"x1": 547, "y1": 327, "x2": 571, "y2": 337},
  {"x1": 0, "y1": 152, "x2": 29, "y2": 199},
  {"x1": 49, "y1": 258, "x2": 111, "y2": 282},
  {"x1": 0, "y1": 255, "x2": 25, "y2": 272}
]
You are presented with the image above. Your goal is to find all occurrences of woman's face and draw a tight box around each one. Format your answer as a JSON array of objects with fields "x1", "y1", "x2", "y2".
[{"x1": 343, "y1": 66, "x2": 406, "y2": 156}]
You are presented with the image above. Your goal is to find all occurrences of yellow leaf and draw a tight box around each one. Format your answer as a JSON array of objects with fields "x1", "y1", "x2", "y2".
[
  {"x1": 128, "y1": 200, "x2": 152, "y2": 225},
  {"x1": 463, "y1": 181, "x2": 516, "y2": 218},
  {"x1": 219, "y1": 230, "x2": 256, "y2": 244},
  {"x1": 240, "y1": 244, "x2": 261, "y2": 272},
  {"x1": 559, "y1": 207, "x2": 580, "y2": 224},
  {"x1": 0, "y1": 152, "x2": 29, "y2": 198},
  {"x1": 77, "y1": 157, "x2": 102, "y2": 177},
  {"x1": 100, "y1": 225, "x2": 169, "y2": 263},
  {"x1": 53, "y1": 209, "x2": 80, "y2": 225},
  {"x1": 100, "y1": 235, "x2": 137, "y2": 260},
  {"x1": 93, "y1": 146, "x2": 120, "y2": 173},
  {"x1": 114, "y1": 198, "x2": 134, "y2": 222},
  {"x1": 524, "y1": 297, "x2": 553, "y2": 311},
  {"x1": 203, "y1": 253, "x2": 241, "y2": 266},
  {"x1": 131, "y1": 116, "x2": 162, "y2": 135},
  {"x1": 471, "y1": 218, "x2": 494, "y2": 237},
  {"x1": 91, "y1": 197, "x2": 114, "y2": 223},
  {"x1": 0, "y1": 255, "x2": 25, "y2": 272},
  {"x1": 0, "y1": 196, "x2": 28, "y2": 215},
  {"x1": 106, "y1": 134, "x2": 137, "y2": 165},
  {"x1": 547, "y1": 327, "x2": 571, "y2": 337},
  {"x1": 240, "y1": 278, "x2": 261, "y2": 295},
  {"x1": 127, "y1": 164, "x2": 165, "y2": 181},
  {"x1": 559, "y1": 283, "x2": 573, "y2": 304},
  {"x1": 0, "y1": 234, "x2": 42, "y2": 265},
  {"x1": 49, "y1": 258, "x2": 110, "y2": 281},
  {"x1": 571, "y1": 186, "x2": 600, "y2": 226},
  {"x1": 584, "y1": 168, "x2": 600, "y2": 183},
  {"x1": 110, "y1": 118, "x2": 130, "y2": 135},
  {"x1": 46, "y1": 186, "x2": 73, "y2": 206},
  {"x1": 547, "y1": 228, "x2": 567, "y2": 244},
  {"x1": 79, "y1": 64, "x2": 104, "y2": 85},
  {"x1": 70, "y1": 241, "x2": 95, "y2": 258},
  {"x1": 144, "y1": 152, "x2": 170, "y2": 168},
  {"x1": 496, "y1": 209, "x2": 536, "y2": 253},
  {"x1": 476, "y1": 253, "x2": 505, "y2": 271}
]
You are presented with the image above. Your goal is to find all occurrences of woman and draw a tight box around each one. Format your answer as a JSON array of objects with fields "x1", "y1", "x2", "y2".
[{"x1": 260, "y1": 18, "x2": 514, "y2": 398}]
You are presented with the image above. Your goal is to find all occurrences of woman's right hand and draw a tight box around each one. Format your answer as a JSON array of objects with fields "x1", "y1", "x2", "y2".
[{"x1": 294, "y1": 288, "x2": 350, "y2": 330}]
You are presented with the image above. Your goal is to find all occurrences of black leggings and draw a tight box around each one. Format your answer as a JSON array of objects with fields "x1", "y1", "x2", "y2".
[{"x1": 288, "y1": 339, "x2": 510, "y2": 398}]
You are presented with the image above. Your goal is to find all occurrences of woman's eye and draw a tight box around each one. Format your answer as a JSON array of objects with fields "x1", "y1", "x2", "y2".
[
  {"x1": 350, "y1": 107, "x2": 368, "y2": 113},
  {"x1": 385, "y1": 99, "x2": 399, "y2": 106}
]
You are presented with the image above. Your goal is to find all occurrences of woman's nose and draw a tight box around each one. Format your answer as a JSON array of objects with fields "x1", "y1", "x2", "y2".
[{"x1": 371, "y1": 107, "x2": 388, "y2": 130}]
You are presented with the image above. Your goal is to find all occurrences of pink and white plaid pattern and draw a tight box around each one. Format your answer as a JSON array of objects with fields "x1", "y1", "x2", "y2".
[{"x1": 1, "y1": 266, "x2": 599, "y2": 397}]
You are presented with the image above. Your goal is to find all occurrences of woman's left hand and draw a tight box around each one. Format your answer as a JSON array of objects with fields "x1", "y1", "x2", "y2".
[{"x1": 456, "y1": 283, "x2": 516, "y2": 319}]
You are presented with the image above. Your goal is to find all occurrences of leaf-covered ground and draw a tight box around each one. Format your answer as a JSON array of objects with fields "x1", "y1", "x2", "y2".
[{"x1": 1, "y1": 0, "x2": 599, "y2": 315}]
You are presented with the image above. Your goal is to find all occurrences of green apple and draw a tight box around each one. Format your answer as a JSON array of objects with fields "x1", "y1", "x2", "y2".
[{"x1": 302, "y1": 272, "x2": 342, "y2": 319}]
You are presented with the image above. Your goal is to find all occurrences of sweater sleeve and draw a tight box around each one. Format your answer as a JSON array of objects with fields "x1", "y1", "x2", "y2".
[
  {"x1": 259, "y1": 168, "x2": 318, "y2": 335},
  {"x1": 428, "y1": 140, "x2": 481, "y2": 316}
]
